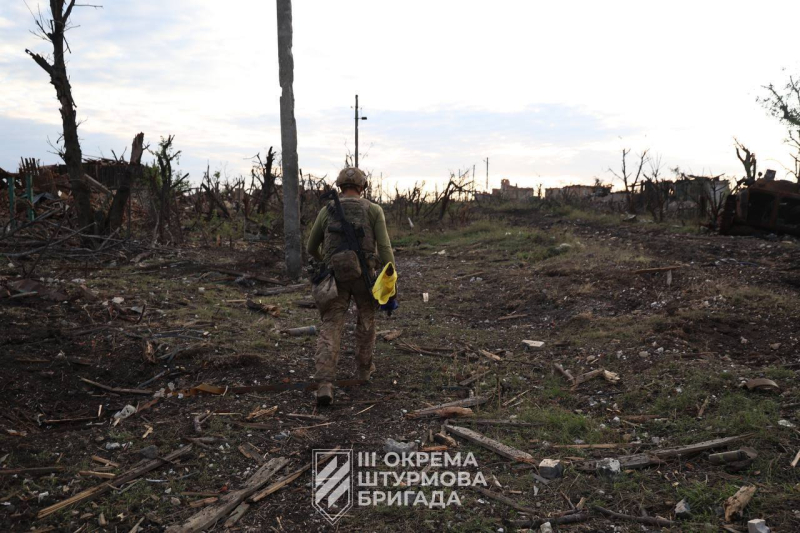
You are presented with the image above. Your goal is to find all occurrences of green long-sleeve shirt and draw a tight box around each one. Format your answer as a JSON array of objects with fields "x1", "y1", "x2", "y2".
[{"x1": 306, "y1": 201, "x2": 395, "y2": 267}]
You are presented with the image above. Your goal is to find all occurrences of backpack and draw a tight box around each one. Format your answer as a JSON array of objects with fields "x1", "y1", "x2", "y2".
[{"x1": 322, "y1": 197, "x2": 376, "y2": 283}]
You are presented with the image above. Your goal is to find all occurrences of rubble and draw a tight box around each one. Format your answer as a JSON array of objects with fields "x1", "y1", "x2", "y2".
[
  {"x1": 538, "y1": 459, "x2": 563, "y2": 479},
  {"x1": 595, "y1": 458, "x2": 621, "y2": 477}
]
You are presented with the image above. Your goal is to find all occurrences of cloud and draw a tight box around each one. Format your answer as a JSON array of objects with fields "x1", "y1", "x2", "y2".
[{"x1": 2, "y1": 0, "x2": 800, "y2": 192}]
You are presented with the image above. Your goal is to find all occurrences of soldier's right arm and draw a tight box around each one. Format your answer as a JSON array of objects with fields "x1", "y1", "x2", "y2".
[{"x1": 306, "y1": 207, "x2": 328, "y2": 261}]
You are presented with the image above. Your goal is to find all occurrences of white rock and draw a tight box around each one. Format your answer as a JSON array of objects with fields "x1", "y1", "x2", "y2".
[
  {"x1": 596, "y1": 458, "x2": 621, "y2": 477},
  {"x1": 748, "y1": 519, "x2": 770, "y2": 533},
  {"x1": 539, "y1": 522, "x2": 553, "y2": 533},
  {"x1": 538, "y1": 459, "x2": 563, "y2": 479}
]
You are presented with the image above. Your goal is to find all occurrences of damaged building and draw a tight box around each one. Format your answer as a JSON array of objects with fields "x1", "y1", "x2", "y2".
[{"x1": 721, "y1": 171, "x2": 800, "y2": 236}]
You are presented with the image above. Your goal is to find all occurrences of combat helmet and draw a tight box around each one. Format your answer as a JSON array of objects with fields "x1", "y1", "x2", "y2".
[{"x1": 336, "y1": 167, "x2": 367, "y2": 189}]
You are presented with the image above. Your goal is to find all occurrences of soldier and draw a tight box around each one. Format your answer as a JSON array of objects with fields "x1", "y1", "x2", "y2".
[{"x1": 306, "y1": 167, "x2": 395, "y2": 406}]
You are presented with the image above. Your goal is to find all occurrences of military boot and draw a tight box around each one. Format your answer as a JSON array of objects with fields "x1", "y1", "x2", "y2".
[
  {"x1": 356, "y1": 363, "x2": 376, "y2": 382},
  {"x1": 316, "y1": 383, "x2": 334, "y2": 406}
]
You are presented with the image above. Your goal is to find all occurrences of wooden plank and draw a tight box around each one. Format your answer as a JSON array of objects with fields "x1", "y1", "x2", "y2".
[
  {"x1": 405, "y1": 396, "x2": 488, "y2": 419},
  {"x1": 471, "y1": 486, "x2": 536, "y2": 514},
  {"x1": 38, "y1": 445, "x2": 193, "y2": 518},
  {"x1": 223, "y1": 502, "x2": 250, "y2": 528},
  {"x1": 165, "y1": 457, "x2": 288, "y2": 533},
  {"x1": 249, "y1": 449, "x2": 339, "y2": 503},
  {"x1": 0, "y1": 466, "x2": 64, "y2": 476},
  {"x1": 632, "y1": 265, "x2": 682, "y2": 275},
  {"x1": 457, "y1": 419, "x2": 538, "y2": 428},
  {"x1": 446, "y1": 425, "x2": 534, "y2": 463},
  {"x1": 238, "y1": 443, "x2": 265, "y2": 465},
  {"x1": 79, "y1": 377, "x2": 153, "y2": 396},
  {"x1": 652, "y1": 435, "x2": 749, "y2": 458}
]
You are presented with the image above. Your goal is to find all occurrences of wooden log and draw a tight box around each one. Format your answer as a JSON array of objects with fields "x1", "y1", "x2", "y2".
[
  {"x1": 165, "y1": 457, "x2": 288, "y2": 533},
  {"x1": 223, "y1": 502, "x2": 250, "y2": 528},
  {"x1": 458, "y1": 369, "x2": 492, "y2": 387},
  {"x1": 405, "y1": 396, "x2": 488, "y2": 419},
  {"x1": 632, "y1": 265, "x2": 682, "y2": 275},
  {"x1": 250, "y1": 448, "x2": 339, "y2": 503},
  {"x1": 446, "y1": 425, "x2": 534, "y2": 463},
  {"x1": 470, "y1": 485, "x2": 536, "y2": 514},
  {"x1": 457, "y1": 419, "x2": 538, "y2": 428},
  {"x1": 38, "y1": 445, "x2": 193, "y2": 518},
  {"x1": 553, "y1": 363, "x2": 575, "y2": 384},
  {"x1": 652, "y1": 435, "x2": 749, "y2": 458},
  {"x1": 405, "y1": 406, "x2": 474, "y2": 420},
  {"x1": 593, "y1": 506, "x2": 675, "y2": 527},
  {"x1": 79, "y1": 377, "x2": 153, "y2": 396},
  {"x1": 508, "y1": 512, "x2": 591, "y2": 529},
  {"x1": 0, "y1": 466, "x2": 65, "y2": 476}
]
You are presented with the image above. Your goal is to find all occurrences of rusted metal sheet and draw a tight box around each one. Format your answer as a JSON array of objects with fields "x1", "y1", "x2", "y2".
[{"x1": 721, "y1": 177, "x2": 800, "y2": 236}]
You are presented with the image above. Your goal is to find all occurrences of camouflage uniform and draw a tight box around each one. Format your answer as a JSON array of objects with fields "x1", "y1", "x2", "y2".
[
  {"x1": 306, "y1": 169, "x2": 395, "y2": 404},
  {"x1": 313, "y1": 196, "x2": 378, "y2": 383}
]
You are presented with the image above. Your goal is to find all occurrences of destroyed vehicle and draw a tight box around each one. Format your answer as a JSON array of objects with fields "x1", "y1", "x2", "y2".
[{"x1": 720, "y1": 176, "x2": 800, "y2": 237}]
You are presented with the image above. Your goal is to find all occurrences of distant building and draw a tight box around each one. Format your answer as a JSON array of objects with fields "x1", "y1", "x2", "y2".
[
  {"x1": 545, "y1": 184, "x2": 611, "y2": 201},
  {"x1": 476, "y1": 179, "x2": 534, "y2": 201},
  {"x1": 493, "y1": 179, "x2": 534, "y2": 200}
]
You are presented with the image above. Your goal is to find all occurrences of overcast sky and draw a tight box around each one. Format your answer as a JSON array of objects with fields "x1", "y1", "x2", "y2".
[{"x1": 2, "y1": 0, "x2": 799, "y2": 193}]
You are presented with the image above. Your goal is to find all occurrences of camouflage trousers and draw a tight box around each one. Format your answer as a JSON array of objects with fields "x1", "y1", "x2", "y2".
[{"x1": 313, "y1": 277, "x2": 376, "y2": 383}]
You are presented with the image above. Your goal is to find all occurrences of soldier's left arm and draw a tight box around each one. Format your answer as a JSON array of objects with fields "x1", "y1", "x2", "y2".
[{"x1": 369, "y1": 204, "x2": 395, "y2": 266}]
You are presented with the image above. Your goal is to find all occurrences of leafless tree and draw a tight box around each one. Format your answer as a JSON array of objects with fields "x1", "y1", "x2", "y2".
[
  {"x1": 760, "y1": 76, "x2": 800, "y2": 183},
  {"x1": 734, "y1": 138, "x2": 758, "y2": 184},
  {"x1": 25, "y1": 1, "x2": 98, "y2": 234},
  {"x1": 425, "y1": 169, "x2": 474, "y2": 221},
  {"x1": 609, "y1": 148, "x2": 649, "y2": 214},
  {"x1": 642, "y1": 154, "x2": 670, "y2": 222},
  {"x1": 251, "y1": 147, "x2": 276, "y2": 214}
]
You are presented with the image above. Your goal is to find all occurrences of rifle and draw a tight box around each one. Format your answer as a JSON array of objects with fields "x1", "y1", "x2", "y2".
[{"x1": 320, "y1": 189, "x2": 375, "y2": 296}]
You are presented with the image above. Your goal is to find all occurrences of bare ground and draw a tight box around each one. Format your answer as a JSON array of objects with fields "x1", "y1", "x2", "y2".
[{"x1": 2, "y1": 206, "x2": 800, "y2": 532}]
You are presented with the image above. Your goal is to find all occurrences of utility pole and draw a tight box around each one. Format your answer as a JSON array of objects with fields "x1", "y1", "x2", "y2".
[
  {"x1": 354, "y1": 94, "x2": 367, "y2": 168},
  {"x1": 483, "y1": 157, "x2": 489, "y2": 191},
  {"x1": 276, "y1": 0, "x2": 302, "y2": 279}
]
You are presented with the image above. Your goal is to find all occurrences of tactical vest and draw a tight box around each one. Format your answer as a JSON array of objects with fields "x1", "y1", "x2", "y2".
[{"x1": 322, "y1": 197, "x2": 377, "y2": 269}]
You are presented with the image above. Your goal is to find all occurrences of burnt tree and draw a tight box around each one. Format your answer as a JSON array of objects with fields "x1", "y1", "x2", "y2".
[
  {"x1": 610, "y1": 148, "x2": 649, "y2": 214},
  {"x1": 25, "y1": 1, "x2": 94, "y2": 233},
  {"x1": 734, "y1": 138, "x2": 757, "y2": 184},
  {"x1": 251, "y1": 147, "x2": 276, "y2": 214},
  {"x1": 105, "y1": 133, "x2": 145, "y2": 233}
]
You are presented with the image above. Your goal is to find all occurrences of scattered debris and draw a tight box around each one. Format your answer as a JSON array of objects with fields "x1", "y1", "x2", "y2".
[
  {"x1": 164, "y1": 457, "x2": 288, "y2": 533},
  {"x1": 522, "y1": 340, "x2": 545, "y2": 349},
  {"x1": 593, "y1": 505, "x2": 675, "y2": 527},
  {"x1": 745, "y1": 378, "x2": 780, "y2": 393},
  {"x1": 38, "y1": 444, "x2": 194, "y2": 518},
  {"x1": 674, "y1": 499, "x2": 691, "y2": 519},
  {"x1": 709, "y1": 447, "x2": 758, "y2": 470},
  {"x1": 595, "y1": 458, "x2": 621, "y2": 477},
  {"x1": 382, "y1": 329, "x2": 403, "y2": 341},
  {"x1": 470, "y1": 485, "x2": 536, "y2": 515},
  {"x1": 385, "y1": 438, "x2": 418, "y2": 454},
  {"x1": 446, "y1": 425, "x2": 534, "y2": 463},
  {"x1": 282, "y1": 326, "x2": 317, "y2": 336},
  {"x1": 538, "y1": 459, "x2": 563, "y2": 479},
  {"x1": 245, "y1": 299, "x2": 280, "y2": 317},
  {"x1": 405, "y1": 396, "x2": 488, "y2": 419},
  {"x1": 80, "y1": 377, "x2": 153, "y2": 396},
  {"x1": 246, "y1": 406, "x2": 278, "y2": 420},
  {"x1": 724, "y1": 485, "x2": 757, "y2": 522},
  {"x1": 748, "y1": 518, "x2": 771, "y2": 533}
]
